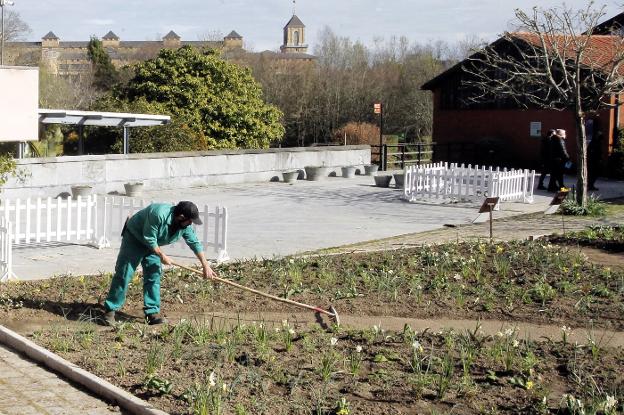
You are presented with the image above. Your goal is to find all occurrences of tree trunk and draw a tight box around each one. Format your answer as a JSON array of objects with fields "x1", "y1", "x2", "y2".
[{"x1": 574, "y1": 111, "x2": 588, "y2": 207}]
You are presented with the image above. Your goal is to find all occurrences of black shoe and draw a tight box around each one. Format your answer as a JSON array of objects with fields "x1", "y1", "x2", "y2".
[
  {"x1": 102, "y1": 310, "x2": 116, "y2": 326},
  {"x1": 145, "y1": 313, "x2": 168, "y2": 325}
]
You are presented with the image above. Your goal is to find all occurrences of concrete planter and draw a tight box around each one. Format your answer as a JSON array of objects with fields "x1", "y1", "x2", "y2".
[
  {"x1": 364, "y1": 164, "x2": 379, "y2": 176},
  {"x1": 373, "y1": 175, "x2": 392, "y2": 188},
  {"x1": 393, "y1": 173, "x2": 405, "y2": 188},
  {"x1": 305, "y1": 166, "x2": 329, "y2": 181},
  {"x1": 341, "y1": 166, "x2": 356, "y2": 178},
  {"x1": 70, "y1": 185, "x2": 92, "y2": 198},
  {"x1": 124, "y1": 182, "x2": 144, "y2": 197},
  {"x1": 282, "y1": 171, "x2": 299, "y2": 183}
]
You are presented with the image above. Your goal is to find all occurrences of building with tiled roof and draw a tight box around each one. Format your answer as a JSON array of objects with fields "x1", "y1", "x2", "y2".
[{"x1": 422, "y1": 29, "x2": 624, "y2": 167}]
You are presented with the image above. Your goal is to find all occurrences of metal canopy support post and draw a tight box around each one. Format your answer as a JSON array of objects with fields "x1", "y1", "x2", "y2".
[
  {"x1": 16, "y1": 142, "x2": 26, "y2": 159},
  {"x1": 77, "y1": 125, "x2": 84, "y2": 155},
  {"x1": 123, "y1": 126, "x2": 130, "y2": 154}
]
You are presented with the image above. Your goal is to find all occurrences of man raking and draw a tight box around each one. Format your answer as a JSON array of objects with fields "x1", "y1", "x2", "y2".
[{"x1": 102, "y1": 201, "x2": 216, "y2": 326}]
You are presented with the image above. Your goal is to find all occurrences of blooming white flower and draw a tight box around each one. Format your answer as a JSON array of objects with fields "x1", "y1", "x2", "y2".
[
  {"x1": 208, "y1": 371, "x2": 217, "y2": 387},
  {"x1": 289, "y1": 259, "x2": 295, "y2": 264},
  {"x1": 605, "y1": 395, "x2": 617, "y2": 410},
  {"x1": 356, "y1": 345, "x2": 363, "y2": 353},
  {"x1": 412, "y1": 340, "x2": 423, "y2": 352},
  {"x1": 222, "y1": 383, "x2": 228, "y2": 393},
  {"x1": 512, "y1": 340, "x2": 520, "y2": 348},
  {"x1": 275, "y1": 327, "x2": 280, "y2": 332},
  {"x1": 282, "y1": 319, "x2": 288, "y2": 327},
  {"x1": 288, "y1": 328, "x2": 295, "y2": 336},
  {"x1": 453, "y1": 273, "x2": 462, "y2": 280},
  {"x1": 504, "y1": 328, "x2": 514, "y2": 337},
  {"x1": 330, "y1": 337, "x2": 338, "y2": 346},
  {"x1": 561, "y1": 325, "x2": 572, "y2": 333}
]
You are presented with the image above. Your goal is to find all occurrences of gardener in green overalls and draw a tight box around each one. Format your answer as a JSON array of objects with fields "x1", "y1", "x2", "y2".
[{"x1": 102, "y1": 201, "x2": 216, "y2": 326}]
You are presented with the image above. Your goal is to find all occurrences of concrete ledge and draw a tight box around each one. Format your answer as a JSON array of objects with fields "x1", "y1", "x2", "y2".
[
  {"x1": 0, "y1": 325, "x2": 168, "y2": 415},
  {"x1": 4, "y1": 145, "x2": 371, "y2": 198}
]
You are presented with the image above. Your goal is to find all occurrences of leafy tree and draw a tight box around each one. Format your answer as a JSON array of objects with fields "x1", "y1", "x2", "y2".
[
  {"x1": 87, "y1": 37, "x2": 119, "y2": 90},
  {"x1": 115, "y1": 46, "x2": 284, "y2": 149}
]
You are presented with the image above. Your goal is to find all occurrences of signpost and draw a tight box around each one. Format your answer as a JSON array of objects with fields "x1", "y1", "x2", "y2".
[
  {"x1": 473, "y1": 197, "x2": 500, "y2": 242},
  {"x1": 374, "y1": 102, "x2": 383, "y2": 170},
  {"x1": 544, "y1": 189, "x2": 570, "y2": 234}
]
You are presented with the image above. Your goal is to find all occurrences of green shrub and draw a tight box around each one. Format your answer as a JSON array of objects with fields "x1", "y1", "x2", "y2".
[{"x1": 561, "y1": 194, "x2": 607, "y2": 216}]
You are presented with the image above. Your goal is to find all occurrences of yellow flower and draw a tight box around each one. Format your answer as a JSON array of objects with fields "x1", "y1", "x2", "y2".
[
  {"x1": 496, "y1": 246, "x2": 504, "y2": 254},
  {"x1": 337, "y1": 409, "x2": 350, "y2": 415},
  {"x1": 525, "y1": 380, "x2": 534, "y2": 390},
  {"x1": 114, "y1": 342, "x2": 122, "y2": 350}
]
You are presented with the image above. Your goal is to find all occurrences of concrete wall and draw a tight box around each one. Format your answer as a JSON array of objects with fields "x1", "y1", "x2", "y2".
[{"x1": 2, "y1": 146, "x2": 371, "y2": 199}]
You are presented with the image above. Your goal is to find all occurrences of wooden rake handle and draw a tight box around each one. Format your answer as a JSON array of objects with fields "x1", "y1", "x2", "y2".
[{"x1": 171, "y1": 261, "x2": 335, "y2": 317}]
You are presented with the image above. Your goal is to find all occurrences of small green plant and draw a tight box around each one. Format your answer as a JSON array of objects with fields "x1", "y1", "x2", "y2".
[
  {"x1": 145, "y1": 342, "x2": 164, "y2": 378},
  {"x1": 144, "y1": 375, "x2": 173, "y2": 395},
  {"x1": 183, "y1": 371, "x2": 228, "y2": 415},
  {"x1": 346, "y1": 345, "x2": 364, "y2": 376},
  {"x1": 561, "y1": 193, "x2": 606, "y2": 216}
]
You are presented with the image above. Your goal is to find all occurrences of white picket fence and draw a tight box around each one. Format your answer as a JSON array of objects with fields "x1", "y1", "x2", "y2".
[
  {"x1": 0, "y1": 196, "x2": 99, "y2": 246},
  {"x1": 0, "y1": 195, "x2": 229, "y2": 281},
  {"x1": 404, "y1": 162, "x2": 535, "y2": 204},
  {"x1": 100, "y1": 197, "x2": 229, "y2": 262},
  {"x1": 0, "y1": 218, "x2": 16, "y2": 282}
]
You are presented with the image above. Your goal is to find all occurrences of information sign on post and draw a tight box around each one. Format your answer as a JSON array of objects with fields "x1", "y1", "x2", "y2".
[
  {"x1": 472, "y1": 197, "x2": 500, "y2": 242},
  {"x1": 373, "y1": 103, "x2": 384, "y2": 170},
  {"x1": 544, "y1": 190, "x2": 569, "y2": 215}
]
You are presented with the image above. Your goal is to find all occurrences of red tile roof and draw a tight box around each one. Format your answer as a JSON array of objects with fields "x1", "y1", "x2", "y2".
[{"x1": 510, "y1": 32, "x2": 624, "y2": 74}]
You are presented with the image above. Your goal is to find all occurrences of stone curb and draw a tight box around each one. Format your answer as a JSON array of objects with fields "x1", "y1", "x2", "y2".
[{"x1": 0, "y1": 325, "x2": 168, "y2": 415}]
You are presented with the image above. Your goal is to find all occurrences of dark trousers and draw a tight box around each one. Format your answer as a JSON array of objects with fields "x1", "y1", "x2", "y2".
[{"x1": 548, "y1": 163, "x2": 565, "y2": 191}]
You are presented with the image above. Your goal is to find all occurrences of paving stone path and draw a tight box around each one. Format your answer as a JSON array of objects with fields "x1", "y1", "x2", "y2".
[
  {"x1": 311, "y1": 208, "x2": 624, "y2": 255},
  {"x1": 0, "y1": 345, "x2": 122, "y2": 415}
]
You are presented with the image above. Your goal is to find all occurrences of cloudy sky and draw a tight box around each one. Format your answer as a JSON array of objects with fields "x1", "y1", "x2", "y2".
[{"x1": 10, "y1": 0, "x2": 622, "y2": 51}]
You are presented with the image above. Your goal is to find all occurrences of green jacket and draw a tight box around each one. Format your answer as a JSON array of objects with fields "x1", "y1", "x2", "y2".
[{"x1": 126, "y1": 203, "x2": 203, "y2": 254}]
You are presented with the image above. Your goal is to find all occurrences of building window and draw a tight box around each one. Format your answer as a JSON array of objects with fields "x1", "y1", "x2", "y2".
[{"x1": 294, "y1": 31, "x2": 299, "y2": 46}]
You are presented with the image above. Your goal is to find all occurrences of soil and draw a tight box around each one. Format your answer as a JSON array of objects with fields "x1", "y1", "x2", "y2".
[{"x1": 1, "y1": 225, "x2": 623, "y2": 414}]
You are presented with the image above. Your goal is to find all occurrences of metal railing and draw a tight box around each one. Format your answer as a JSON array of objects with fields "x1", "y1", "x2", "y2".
[{"x1": 371, "y1": 142, "x2": 477, "y2": 171}]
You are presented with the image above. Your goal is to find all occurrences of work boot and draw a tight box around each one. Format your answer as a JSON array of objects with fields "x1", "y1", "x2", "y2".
[
  {"x1": 145, "y1": 313, "x2": 168, "y2": 325},
  {"x1": 102, "y1": 310, "x2": 116, "y2": 326}
]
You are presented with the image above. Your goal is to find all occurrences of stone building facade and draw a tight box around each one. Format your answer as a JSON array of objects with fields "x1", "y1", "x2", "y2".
[{"x1": 5, "y1": 13, "x2": 314, "y2": 76}]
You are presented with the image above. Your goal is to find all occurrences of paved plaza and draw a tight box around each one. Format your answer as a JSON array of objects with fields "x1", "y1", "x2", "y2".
[{"x1": 12, "y1": 173, "x2": 623, "y2": 281}]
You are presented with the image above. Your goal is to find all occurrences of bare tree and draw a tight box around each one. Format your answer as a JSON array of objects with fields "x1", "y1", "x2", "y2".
[
  {"x1": 2, "y1": 10, "x2": 30, "y2": 41},
  {"x1": 463, "y1": 2, "x2": 624, "y2": 207}
]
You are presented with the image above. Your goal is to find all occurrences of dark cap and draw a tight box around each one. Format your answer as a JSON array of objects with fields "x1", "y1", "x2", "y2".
[{"x1": 175, "y1": 201, "x2": 202, "y2": 225}]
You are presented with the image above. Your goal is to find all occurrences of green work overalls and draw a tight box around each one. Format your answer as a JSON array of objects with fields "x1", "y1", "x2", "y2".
[{"x1": 104, "y1": 203, "x2": 203, "y2": 315}]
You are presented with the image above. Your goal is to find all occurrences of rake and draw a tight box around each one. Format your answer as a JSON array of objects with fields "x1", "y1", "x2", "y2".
[{"x1": 171, "y1": 261, "x2": 340, "y2": 326}]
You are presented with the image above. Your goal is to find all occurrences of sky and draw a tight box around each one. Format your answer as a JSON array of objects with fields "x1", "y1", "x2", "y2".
[{"x1": 8, "y1": 0, "x2": 622, "y2": 52}]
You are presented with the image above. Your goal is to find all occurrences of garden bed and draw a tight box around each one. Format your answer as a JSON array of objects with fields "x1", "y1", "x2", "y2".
[{"x1": 0, "y1": 235, "x2": 623, "y2": 414}]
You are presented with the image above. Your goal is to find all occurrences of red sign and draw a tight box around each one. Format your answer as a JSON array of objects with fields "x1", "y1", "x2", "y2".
[{"x1": 373, "y1": 103, "x2": 382, "y2": 114}]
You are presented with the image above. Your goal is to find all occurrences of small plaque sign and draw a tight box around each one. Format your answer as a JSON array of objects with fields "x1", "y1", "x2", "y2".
[
  {"x1": 478, "y1": 197, "x2": 500, "y2": 213},
  {"x1": 544, "y1": 190, "x2": 569, "y2": 215}
]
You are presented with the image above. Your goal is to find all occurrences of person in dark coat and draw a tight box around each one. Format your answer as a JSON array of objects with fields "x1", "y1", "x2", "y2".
[
  {"x1": 587, "y1": 130, "x2": 602, "y2": 191},
  {"x1": 537, "y1": 129, "x2": 555, "y2": 190},
  {"x1": 548, "y1": 129, "x2": 570, "y2": 191}
]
